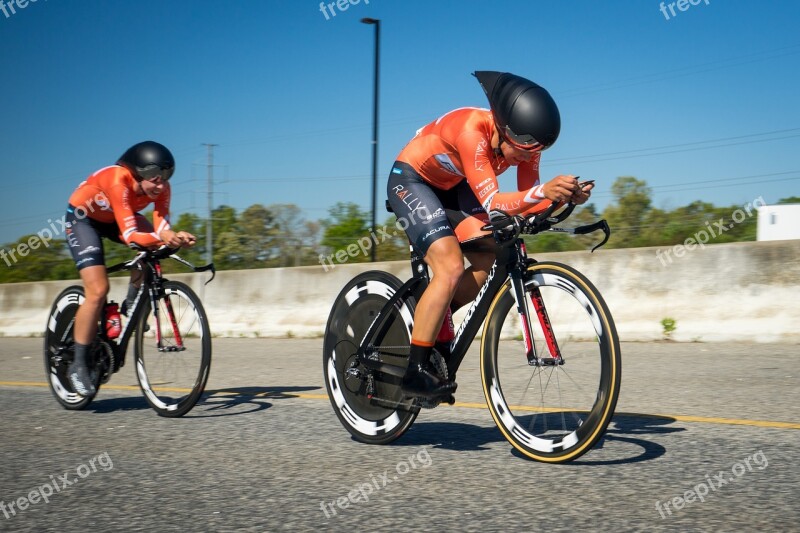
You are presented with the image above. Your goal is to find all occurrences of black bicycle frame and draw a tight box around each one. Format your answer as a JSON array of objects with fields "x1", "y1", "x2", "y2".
[
  {"x1": 103, "y1": 258, "x2": 169, "y2": 365},
  {"x1": 357, "y1": 235, "x2": 542, "y2": 376}
]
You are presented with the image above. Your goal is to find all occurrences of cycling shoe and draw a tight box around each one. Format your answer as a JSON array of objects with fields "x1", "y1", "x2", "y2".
[
  {"x1": 67, "y1": 362, "x2": 96, "y2": 397},
  {"x1": 401, "y1": 362, "x2": 457, "y2": 399}
]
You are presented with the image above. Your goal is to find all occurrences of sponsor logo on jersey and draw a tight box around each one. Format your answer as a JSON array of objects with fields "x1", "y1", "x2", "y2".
[
  {"x1": 422, "y1": 225, "x2": 449, "y2": 240},
  {"x1": 478, "y1": 184, "x2": 496, "y2": 199},
  {"x1": 475, "y1": 139, "x2": 489, "y2": 171},
  {"x1": 424, "y1": 208, "x2": 445, "y2": 221},
  {"x1": 434, "y1": 154, "x2": 465, "y2": 177},
  {"x1": 78, "y1": 246, "x2": 100, "y2": 256}
]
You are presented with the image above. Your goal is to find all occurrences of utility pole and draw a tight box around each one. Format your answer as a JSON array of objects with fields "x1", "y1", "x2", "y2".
[{"x1": 203, "y1": 143, "x2": 218, "y2": 265}]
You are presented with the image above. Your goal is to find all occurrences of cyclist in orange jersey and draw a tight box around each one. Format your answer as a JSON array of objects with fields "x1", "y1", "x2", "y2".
[
  {"x1": 64, "y1": 141, "x2": 196, "y2": 396},
  {"x1": 387, "y1": 71, "x2": 593, "y2": 399}
]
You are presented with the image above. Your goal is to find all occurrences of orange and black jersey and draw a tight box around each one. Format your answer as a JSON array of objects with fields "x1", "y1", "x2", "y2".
[
  {"x1": 396, "y1": 107, "x2": 549, "y2": 216},
  {"x1": 68, "y1": 165, "x2": 171, "y2": 248}
]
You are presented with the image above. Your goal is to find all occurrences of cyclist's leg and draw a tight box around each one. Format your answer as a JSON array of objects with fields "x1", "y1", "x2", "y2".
[
  {"x1": 454, "y1": 249, "x2": 495, "y2": 309},
  {"x1": 119, "y1": 213, "x2": 152, "y2": 314},
  {"x1": 412, "y1": 236, "x2": 466, "y2": 341},
  {"x1": 73, "y1": 266, "x2": 108, "y2": 345},
  {"x1": 387, "y1": 163, "x2": 459, "y2": 397},
  {"x1": 65, "y1": 207, "x2": 110, "y2": 395},
  {"x1": 447, "y1": 179, "x2": 497, "y2": 310}
]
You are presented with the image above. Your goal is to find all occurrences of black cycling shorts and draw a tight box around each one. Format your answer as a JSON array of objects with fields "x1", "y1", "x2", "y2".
[
  {"x1": 65, "y1": 205, "x2": 150, "y2": 271},
  {"x1": 386, "y1": 161, "x2": 491, "y2": 256}
]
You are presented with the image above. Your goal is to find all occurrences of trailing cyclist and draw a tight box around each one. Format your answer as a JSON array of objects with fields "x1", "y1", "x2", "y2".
[
  {"x1": 386, "y1": 71, "x2": 594, "y2": 399},
  {"x1": 65, "y1": 141, "x2": 196, "y2": 396}
]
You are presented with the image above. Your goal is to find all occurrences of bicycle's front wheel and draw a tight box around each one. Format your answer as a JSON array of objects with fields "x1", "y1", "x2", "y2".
[
  {"x1": 134, "y1": 280, "x2": 211, "y2": 417},
  {"x1": 481, "y1": 261, "x2": 621, "y2": 462}
]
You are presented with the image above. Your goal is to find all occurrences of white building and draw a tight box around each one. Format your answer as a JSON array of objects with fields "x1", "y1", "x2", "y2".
[{"x1": 757, "y1": 204, "x2": 800, "y2": 241}]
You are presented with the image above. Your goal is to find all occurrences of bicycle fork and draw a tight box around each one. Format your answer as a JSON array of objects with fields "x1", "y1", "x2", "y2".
[
  {"x1": 150, "y1": 267, "x2": 185, "y2": 353},
  {"x1": 509, "y1": 267, "x2": 563, "y2": 366}
]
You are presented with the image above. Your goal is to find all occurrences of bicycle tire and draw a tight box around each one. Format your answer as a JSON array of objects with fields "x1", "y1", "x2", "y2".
[
  {"x1": 323, "y1": 270, "x2": 419, "y2": 444},
  {"x1": 480, "y1": 261, "x2": 621, "y2": 462},
  {"x1": 134, "y1": 280, "x2": 211, "y2": 417},
  {"x1": 43, "y1": 286, "x2": 98, "y2": 409}
]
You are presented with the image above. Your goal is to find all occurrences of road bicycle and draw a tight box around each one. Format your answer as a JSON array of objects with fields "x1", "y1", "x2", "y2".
[
  {"x1": 323, "y1": 202, "x2": 621, "y2": 462},
  {"x1": 44, "y1": 246, "x2": 215, "y2": 417}
]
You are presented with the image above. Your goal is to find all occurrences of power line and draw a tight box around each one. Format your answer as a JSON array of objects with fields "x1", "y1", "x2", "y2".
[
  {"x1": 557, "y1": 43, "x2": 800, "y2": 98},
  {"x1": 543, "y1": 129, "x2": 800, "y2": 166}
]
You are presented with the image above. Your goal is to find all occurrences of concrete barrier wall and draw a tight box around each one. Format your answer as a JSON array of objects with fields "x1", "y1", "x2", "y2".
[{"x1": 1, "y1": 240, "x2": 798, "y2": 342}]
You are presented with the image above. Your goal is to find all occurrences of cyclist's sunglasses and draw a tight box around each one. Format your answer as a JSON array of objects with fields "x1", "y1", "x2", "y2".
[
  {"x1": 500, "y1": 126, "x2": 545, "y2": 152},
  {"x1": 137, "y1": 164, "x2": 174, "y2": 183}
]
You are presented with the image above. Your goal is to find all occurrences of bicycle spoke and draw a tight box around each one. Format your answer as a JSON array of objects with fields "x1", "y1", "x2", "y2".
[
  {"x1": 482, "y1": 262, "x2": 620, "y2": 462},
  {"x1": 135, "y1": 281, "x2": 210, "y2": 417}
]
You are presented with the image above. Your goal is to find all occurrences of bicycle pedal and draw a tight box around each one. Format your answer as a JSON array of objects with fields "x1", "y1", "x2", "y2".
[{"x1": 417, "y1": 393, "x2": 456, "y2": 409}]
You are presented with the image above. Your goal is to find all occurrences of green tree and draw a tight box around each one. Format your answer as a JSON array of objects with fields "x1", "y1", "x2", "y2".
[
  {"x1": 269, "y1": 204, "x2": 310, "y2": 267},
  {"x1": 602, "y1": 177, "x2": 653, "y2": 248},
  {"x1": 0, "y1": 236, "x2": 73, "y2": 283},
  {"x1": 215, "y1": 230, "x2": 248, "y2": 269},
  {"x1": 170, "y1": 212, "x2": 205, "y2": 267},
  {"x1": 777, "y1": 196, "x2": 800, "y2": 204},
  {"x1": 320, "y1": 202, "x2": 371, "y2": 264},
  {"x1": 375, "y1": 215, "x2": 411, "y2": 262},
  {"x1": 240, "y1": 204, "x2": 277, "y2": 267},
  {"x1": 209, "y1": 205, "x2": 240, "y2": 266},
  {"x1": 297, "y1": 219, "x2": 324, "y2": 266}
]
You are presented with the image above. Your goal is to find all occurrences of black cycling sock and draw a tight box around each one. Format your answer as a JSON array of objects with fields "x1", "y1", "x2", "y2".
[
  {"x1": 409, "y1": 342, "x2": 434, "y2": 365},
  {"x1": 73, "y1": 342, "x2": 89, "y2": 366}
]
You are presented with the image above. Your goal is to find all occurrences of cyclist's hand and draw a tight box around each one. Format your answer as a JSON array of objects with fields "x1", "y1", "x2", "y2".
[
  {"x1": 160, "y1": 229, "x2": 187, "y2": 248},
  {"x1": 176, "y1": 231, "x2": 197, "y2": 248},
  {"x1": 542, "y1": 175, "x2": 579, "y2": 203},
  {"x1": 572, "y1": 181, "x2": 594, "y2": 205}
]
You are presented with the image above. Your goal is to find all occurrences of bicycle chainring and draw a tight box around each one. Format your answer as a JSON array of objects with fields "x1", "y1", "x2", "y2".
[{"x1": 92, "y1": 340, "x2": 116, "y2": 384}]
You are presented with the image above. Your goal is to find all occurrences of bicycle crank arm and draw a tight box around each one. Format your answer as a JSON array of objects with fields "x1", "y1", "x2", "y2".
[
  {"x1": 357, "y1": 357, "x2": 406, "y2": 378},
  {"x1": 366, "y1": 395, "x2": 419, "y2": 412}
]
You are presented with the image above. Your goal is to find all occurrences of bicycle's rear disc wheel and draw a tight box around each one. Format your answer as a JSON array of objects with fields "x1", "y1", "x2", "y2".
[
  {"x1": 134, "y1": 281, "x2": 211, "y2": 417},
  {"x1": 323, "y1": 271, "x2": 419, "y2": 444},
  {"x1": 43, "y1": 286, "x2": 97, "y2": 409},
  {"x1": 481, "y1": 262, "x2": 621, "y2": 462}
]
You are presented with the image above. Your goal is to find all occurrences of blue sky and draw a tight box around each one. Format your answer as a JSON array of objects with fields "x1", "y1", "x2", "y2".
[{"x1": 1, "y1": 0, "x2": 799, "y2": 244}]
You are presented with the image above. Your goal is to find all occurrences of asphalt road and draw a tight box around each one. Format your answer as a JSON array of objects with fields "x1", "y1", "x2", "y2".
[{"x1": 1, "y1": 338, "x2": 798, "y2": 532}]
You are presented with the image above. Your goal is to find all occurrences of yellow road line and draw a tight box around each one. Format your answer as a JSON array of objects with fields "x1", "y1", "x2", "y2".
[{"x1": 3, "y1": 381, "x2": 798, "y2": 430}]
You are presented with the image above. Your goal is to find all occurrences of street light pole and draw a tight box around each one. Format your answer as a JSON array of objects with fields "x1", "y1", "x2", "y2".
[{"x1": 361, "y1": 17, "x2": 380, "y2": 262}]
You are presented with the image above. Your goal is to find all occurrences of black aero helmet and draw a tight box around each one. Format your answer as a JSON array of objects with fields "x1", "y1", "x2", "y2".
[
  {"x1": 473, "y1": 71, "x2": 561, "y2": 151},
  {"x1": 117, "y1": 141, "x2": 175, "y2": 182}
]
